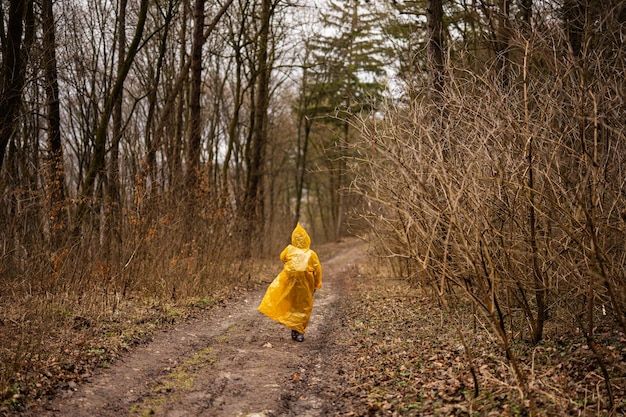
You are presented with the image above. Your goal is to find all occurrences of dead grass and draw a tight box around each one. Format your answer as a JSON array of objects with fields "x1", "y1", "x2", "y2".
[
  {"x1": 0, "y1": 169, "x2": 316, "y2": 414},
  {"x1": 0, "y1": 281, "x2": 256, "y2": 414},
  {"x1": 0, "y1": 180, "x2": 291, "y2": 414}
]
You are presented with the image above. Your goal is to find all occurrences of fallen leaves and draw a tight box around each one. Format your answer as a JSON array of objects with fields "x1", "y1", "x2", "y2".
[{"x1": 335, "y1": 269, "x2": 626, "y2": 416}]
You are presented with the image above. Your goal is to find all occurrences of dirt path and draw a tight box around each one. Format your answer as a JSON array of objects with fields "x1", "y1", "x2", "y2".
[{"x1": 26, "y1": 240, "x2": 364, "y2": 417}]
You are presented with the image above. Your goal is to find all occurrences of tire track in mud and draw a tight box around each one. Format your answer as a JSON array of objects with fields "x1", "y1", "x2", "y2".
[{"x1": 27, "y1": 239, "x2": 365, "y2": 417}]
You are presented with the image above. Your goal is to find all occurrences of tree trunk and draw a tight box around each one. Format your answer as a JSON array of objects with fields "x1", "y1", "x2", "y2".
[
  {"x1": 523, "y1": 41, "x2": 545, "y2": 344},
  {"x1": 223, "y1": 33, "x2": 244, "y2": 195},
  {"x1": 295, "y1": 118, "x2": 312, "y2": 226},
  {"x1": 78, "y1": 0, "x2": 149, "y2": 226},
  {"x1": 0, "y1": 0, "x2": 32, "y2": 171},
  {"x1": 145, "y1": 2, "x2": 174, "y2": 195},
  {"x1": 42, "y1": 0, "x2": 66, "y2": 247},
  {"x1": 108, "y1": 0, "x2": 127, "y2": 218},
  {"x1": 169, "y1": 0, "x2": 189, "y2": 193},
  {"x1": 478, "y1": 0, "x2": 511, "y2": 89},
  {"x1": 147, "y1": 0, "x2": 231, "y2": 192},
  {"x1": 293, "y1": 42, "x2": 321, "y2": 227},
  {"x1": 187, "y1": 0, "x2": 205, "y2": 190},
  {"x1": 562, "y1": 0, "x2": 585, "y2": 57},
  {"x1": 334, "y1": 121, "x2": 348, "y2": 240},
  {"x1": 426, "y1": 0, "x2": 445, "y2": 96},
  {"x1": 242, "y1": 0, "x2": 272, "y2": 252}
]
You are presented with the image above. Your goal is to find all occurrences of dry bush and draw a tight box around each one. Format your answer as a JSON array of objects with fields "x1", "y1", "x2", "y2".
[
  {"x1": 350, "y1": 18, "x2": 625, "y2": 415},
  {"x1": 0, "y1": 179, "x2": 253, "y2": 408}
]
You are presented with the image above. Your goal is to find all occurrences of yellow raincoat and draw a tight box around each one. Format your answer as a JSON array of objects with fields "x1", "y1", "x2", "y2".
[{"x1": 258, "y1": 223, "x2": 322, "y2": 334}]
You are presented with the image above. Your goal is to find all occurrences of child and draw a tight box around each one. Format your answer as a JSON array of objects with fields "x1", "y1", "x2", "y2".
[{"x1": 258, "y1": 223, "x2": 322, "y2": 342}]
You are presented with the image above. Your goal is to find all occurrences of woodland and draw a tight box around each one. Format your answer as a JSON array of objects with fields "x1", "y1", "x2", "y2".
[{"x1": 1, "y1": 0, "x2": 625, "y2": 415}]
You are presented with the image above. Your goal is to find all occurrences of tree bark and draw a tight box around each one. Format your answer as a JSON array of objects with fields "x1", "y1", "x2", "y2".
[
  {"x1": 145, "y1": 2, "x2": 175, "y2": 194},
  {"x1": 78, "y1": 0, "x2": 149, "y2": 226},
  {"x1": 242, "y1": 0, "x2": 272, "y2": 251},
  {"x1": 562, "y1": 0, "x2": 585, "y2": 57},
  {"x1": 478, "y1": 0, "x2": 511, "y2": 89},
  {"x1": 42, "y1": 0, "x2": 66, "y2": 247},
  {"x1": 426, "y1": 0, "x2": 445, "y2": 96},
  {"x1": 222, "y1": 25, "x2": 245, "y2": 195},
  {"x1": 109, "y1": 0, "x2": 127, "y2": 215},
  {"x1": 295, "y1": 117, "x2": 312, "y2": 226},
  {"x1": 0, "y1": 0, "x2": 32, "y2": 171},
  {"x1": 187, "y1": 0, "x2": 205, "y2": 190},
  {"x1": 523, "y1": 41, "x2": 545, "y2": 344},
  {"x1": 150, "y1": 0, "x2": 234, "y2": 190}
]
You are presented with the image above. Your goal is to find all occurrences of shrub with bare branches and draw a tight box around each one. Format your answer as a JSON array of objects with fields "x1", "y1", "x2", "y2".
[{"x1": 351, "y1": 16, "x2": 625, "y2": 414}]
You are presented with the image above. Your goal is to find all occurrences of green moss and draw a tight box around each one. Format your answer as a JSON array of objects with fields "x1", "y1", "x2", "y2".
[
  {"x1": 193, "y1": 296, "x2": 218, "y2": 308},
  {"x1": 129, "y1": 346, "x2": 215, "y2": 415}
]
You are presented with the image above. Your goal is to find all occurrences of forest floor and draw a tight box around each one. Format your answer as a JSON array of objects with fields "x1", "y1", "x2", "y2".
[{"x1": 6, "y1": 238, "x2": 626, "y2": 416}]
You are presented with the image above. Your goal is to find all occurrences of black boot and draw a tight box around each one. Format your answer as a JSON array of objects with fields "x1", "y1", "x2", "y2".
[{"x1": 291, "y1": 330, "x2": 304, "y2": 342}]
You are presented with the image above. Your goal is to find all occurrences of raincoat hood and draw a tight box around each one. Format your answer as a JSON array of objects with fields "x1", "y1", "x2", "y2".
[{"x1": 291, "y1": 223, "x2": 311, "y2": 250}]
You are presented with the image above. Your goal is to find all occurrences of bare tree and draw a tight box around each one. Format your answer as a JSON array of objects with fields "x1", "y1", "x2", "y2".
[
  {"x1": 144, "y1": 1, "x2": 176, "y2": 195},
  {"x1": 107, "y1": 0, "x2": 128, "y2": 237},
  {"x1": 427, "y1": 0, "x2": 444, "y2": 95},
  {"x1": 242, "y1": 0, "x2": 273, "y2": 251},
  {"x1": 187, "y1": 0, "x2": 205, "y2": 190},
  {"x1": 0, "y1": 0, "x2": 33, "y2": 171},
  {"x1": 221, "y1": 0, "x2": 250, "y2": 197},
  {"x1": 77, "y1": 0, "x2": 149, "y2": 227},
  {"x1": 41, "y1": 0, "x2": 66, "y2": 247}
]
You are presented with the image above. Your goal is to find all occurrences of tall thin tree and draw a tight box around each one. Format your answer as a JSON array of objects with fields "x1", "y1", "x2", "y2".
[
  {"x1": 77, "y1": 0, "x2": 149, "y2": 227},
  {"x1": 108, "y1": 0, "x2": 128, "y2": 232},
  {"x1": 427, "y1": 0, "x2": 445, "y2": 95},
  {"x1": 187, "y1": 0, "x2": 205, "y2": 190},
  {"x1": 242, "y1": 0, "x2": 272, "y2": 251},
  {"x1": 0, "y1": 0, "x2": 33, "y2": 171},
  {"x1": 42, "y1": 0, "x2": 66, "y2": 247}
]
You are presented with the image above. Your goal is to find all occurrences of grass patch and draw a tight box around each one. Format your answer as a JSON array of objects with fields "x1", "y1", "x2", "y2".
[{"x1": 129, "y1": 346, "x2": 216, "y2": 415}]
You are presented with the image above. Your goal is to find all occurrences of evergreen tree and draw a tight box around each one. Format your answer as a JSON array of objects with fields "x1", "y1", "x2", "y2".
[
  {"x1": 309, "y1": 0, "x2": 386, "y2": 118},
  {"x1": 306, "y1": 0, "x2": 387, "y2": 239}
]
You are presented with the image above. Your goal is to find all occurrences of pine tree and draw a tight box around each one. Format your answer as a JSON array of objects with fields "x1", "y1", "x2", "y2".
[
  {"x1": 306, "y1": 0, "x2": 387, "y2": 239},
  {"x1": 310, "y1": 0, "x2": 386, "y2": 118}
]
